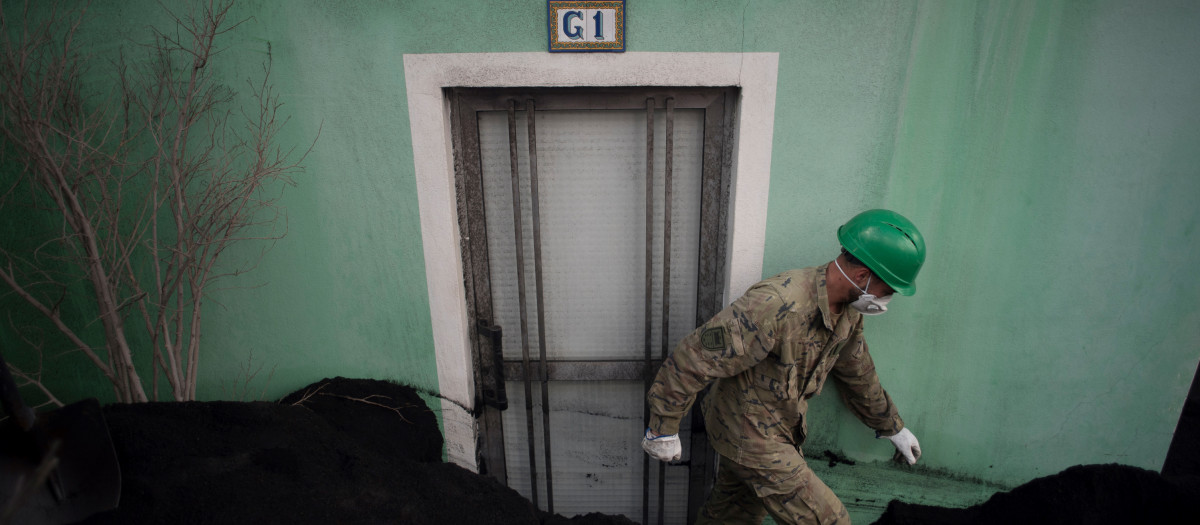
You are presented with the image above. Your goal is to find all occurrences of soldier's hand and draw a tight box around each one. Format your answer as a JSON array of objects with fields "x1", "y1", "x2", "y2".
[
  {"x1": 642, "y1": 428, "x2": 682, "y2": 462},
  {"x1": 887, "y1": 427, "x2": 921, "y2": 464}
]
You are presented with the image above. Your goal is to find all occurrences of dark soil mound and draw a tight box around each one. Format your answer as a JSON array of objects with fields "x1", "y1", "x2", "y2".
[
  {"x1": 278, "y1": 377, "x2": 443, "y2": 463},
  {"x1": 874, "y1": 464, "x2": 1200, "y2": 525},
  {"x1": 542, "y1": 513, "x2": 642, "y2": 525},
  {"x1": 75, "y1": 378, "x2": 635, "y2": 525}
]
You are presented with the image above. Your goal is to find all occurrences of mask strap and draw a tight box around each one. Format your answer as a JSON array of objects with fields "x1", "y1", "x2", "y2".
[{"x1": 834, "y1": 259, "x2": 870, "y2": 295}]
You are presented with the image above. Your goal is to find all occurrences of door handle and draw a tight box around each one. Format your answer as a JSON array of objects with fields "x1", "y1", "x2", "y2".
[{"x1": 477, "y1": 320, "x2": 508, "y2": 411}]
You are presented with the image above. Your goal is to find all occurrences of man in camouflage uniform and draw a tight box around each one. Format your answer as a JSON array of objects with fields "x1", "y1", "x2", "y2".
[{"x1": 641, "y1": 209, "x2": 926, "y2": 525}]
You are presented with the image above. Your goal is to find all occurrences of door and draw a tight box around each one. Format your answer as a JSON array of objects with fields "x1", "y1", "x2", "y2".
[{"x1": 452, "y1": 87, "x2": 735, "y2": 524}]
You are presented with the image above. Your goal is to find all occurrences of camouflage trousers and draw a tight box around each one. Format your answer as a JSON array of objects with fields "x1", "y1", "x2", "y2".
[{"x1": 695, "y1": 453, "x2": 850, "y2": 525}]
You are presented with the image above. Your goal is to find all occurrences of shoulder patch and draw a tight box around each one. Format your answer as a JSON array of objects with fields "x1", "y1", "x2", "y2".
[{"x1": 700, "y1": 327, "x2": 727, "y2": 351}]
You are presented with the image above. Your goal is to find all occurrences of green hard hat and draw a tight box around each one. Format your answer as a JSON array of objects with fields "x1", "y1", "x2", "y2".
[{"x1": 837, "y1": 209, "x2": 926, "y2": 296}]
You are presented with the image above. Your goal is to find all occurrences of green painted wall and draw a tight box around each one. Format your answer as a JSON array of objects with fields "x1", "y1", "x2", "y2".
[
  {"x1": 3, "y1": 0, "x2": 1198, "y2": 490},
  {"x1": 796, "y1": 0, "x2": 1200, "y2": 487}
]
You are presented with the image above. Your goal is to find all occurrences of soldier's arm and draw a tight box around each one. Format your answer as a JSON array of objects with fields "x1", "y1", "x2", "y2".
[
  {"x1": 646, "y1": 283, "x2": 781, "y2": 436},
  {"x1": 830, "y1": 326, "x2": 904, "y2": 437}
]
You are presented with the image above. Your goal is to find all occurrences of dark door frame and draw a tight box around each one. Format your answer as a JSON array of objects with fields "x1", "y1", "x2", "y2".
[{"x1": 449, "y1": 86, "x2": 737, "y2": 523}]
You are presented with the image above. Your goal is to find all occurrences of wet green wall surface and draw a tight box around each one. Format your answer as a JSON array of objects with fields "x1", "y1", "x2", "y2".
[{"x1": 2, "y1": 0, "x2": 1198, "y2": 490}]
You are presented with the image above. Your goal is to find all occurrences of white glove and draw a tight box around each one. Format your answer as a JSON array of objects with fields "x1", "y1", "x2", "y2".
[
  {"x1": 642, "y1": 428, "x2": 681, "y2": 462},
  {"x1": 886, "y1": 427, "x2": 922, "y2": 464}
]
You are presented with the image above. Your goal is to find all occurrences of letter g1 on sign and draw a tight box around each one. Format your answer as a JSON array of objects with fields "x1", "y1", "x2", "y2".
[{"x1": 547, "y1": 1, "x2": 625, "y2": 52}]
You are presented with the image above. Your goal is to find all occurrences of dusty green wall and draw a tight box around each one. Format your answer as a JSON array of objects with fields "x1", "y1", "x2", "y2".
[{"x1": 3, "y1": 0, "x2": 1198, "y2": 489}]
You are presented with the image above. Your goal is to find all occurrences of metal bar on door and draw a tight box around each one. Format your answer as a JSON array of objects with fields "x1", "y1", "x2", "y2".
[
  {"x1": 503, "y1": 359, "x2": 665, "y2": 381},
  {"x1": 525, "y1": 99, "x2": 554, "y2": 514},
  {"x1": 657, "y1": 97, "x2": 675, "y2": 525},
  {"x1": 641, "y1": 97, "x2": 656, "y2": 525},
  {"x1": 508, "y1": 100, "x2": 539, "y2": 509}
]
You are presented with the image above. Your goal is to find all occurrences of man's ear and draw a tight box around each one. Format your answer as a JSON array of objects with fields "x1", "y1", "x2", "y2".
[{"x1": 852, "y1": 266, "x2": 872, "y2": 283}]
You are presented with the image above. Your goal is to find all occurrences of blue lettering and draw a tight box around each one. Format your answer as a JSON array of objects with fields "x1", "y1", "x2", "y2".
[
  {"x1": 563, "y1": 11, "x2": 583, "y2": 40},
  {"x1": 593, "y1": 11, "x2": 604, "y2": 39}
]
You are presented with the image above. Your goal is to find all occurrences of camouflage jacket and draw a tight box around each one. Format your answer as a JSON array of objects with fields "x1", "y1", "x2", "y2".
[{"x1": 647, "y1": 264, "x2": 904, "y2": 465}]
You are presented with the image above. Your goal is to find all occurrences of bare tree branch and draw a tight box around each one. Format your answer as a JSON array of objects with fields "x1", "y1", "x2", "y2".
[{"x1": 0, "y1": 0, "x2": 310, "y2": 403}]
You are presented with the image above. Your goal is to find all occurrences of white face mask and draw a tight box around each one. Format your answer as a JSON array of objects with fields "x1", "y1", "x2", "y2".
[{"x1": 834, "y1": 260, "x2": 893, "y2": 316}]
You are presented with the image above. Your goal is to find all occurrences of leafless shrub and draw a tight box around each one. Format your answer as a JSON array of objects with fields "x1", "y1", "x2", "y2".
[
  {"x1": 220, "y1": 349, "x2": 276, "y2": 401},
  {"x1": 0, "y1": 0, "x2": 313, "y2": 402}
]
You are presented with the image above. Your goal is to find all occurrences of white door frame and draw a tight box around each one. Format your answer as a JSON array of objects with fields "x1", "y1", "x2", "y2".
[{"x1": 402, "y1": 52, "x2": 779, "y2": 469}]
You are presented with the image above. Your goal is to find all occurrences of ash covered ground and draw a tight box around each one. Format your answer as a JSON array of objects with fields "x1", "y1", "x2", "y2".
[
  {"x1": 71, "y1": 375, "x2": 1200, "y2": 524},
  {"x1": 80, "y1": 377, "x2": 634, "y2": 525}
]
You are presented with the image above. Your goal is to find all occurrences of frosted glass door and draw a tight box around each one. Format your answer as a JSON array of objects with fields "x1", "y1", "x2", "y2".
[{"x1": 479, "y1": 108, "x2": 703, "y2": 363}]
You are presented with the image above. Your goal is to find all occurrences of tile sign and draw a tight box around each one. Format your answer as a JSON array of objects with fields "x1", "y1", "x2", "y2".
[{"x1": 547, "y1": 1, "x2": 625, "y2": 53}]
